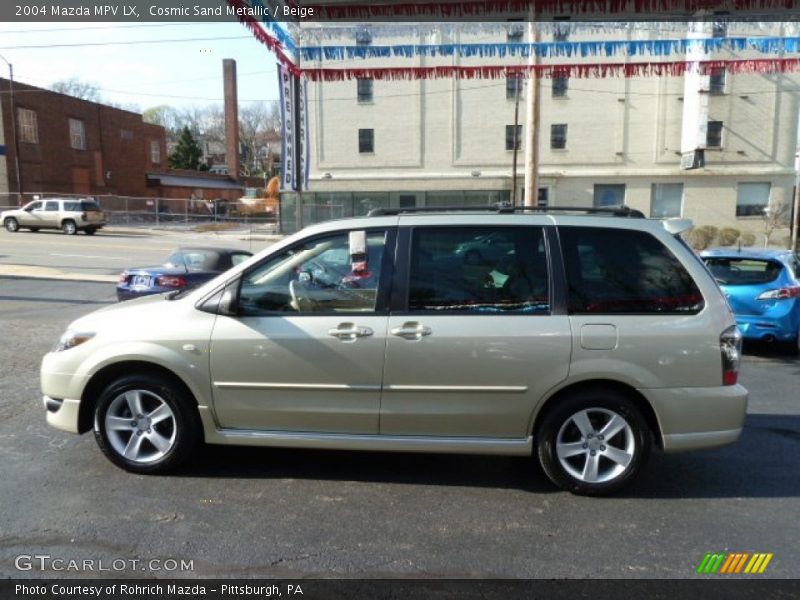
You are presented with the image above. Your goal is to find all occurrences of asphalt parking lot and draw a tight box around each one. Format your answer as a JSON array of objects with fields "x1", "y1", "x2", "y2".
[{"x1": 1, "y1": 231, "x2": 799, "y2": 580}]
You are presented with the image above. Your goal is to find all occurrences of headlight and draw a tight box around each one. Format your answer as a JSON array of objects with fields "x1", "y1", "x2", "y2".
[{"x1": 52, "y1": 331, "x2": 95, "y2": 352}]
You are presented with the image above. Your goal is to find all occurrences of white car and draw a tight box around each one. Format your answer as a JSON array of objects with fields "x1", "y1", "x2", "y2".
[{"x1": 2, "y1": 198, "x2": 106, "y2": 235}]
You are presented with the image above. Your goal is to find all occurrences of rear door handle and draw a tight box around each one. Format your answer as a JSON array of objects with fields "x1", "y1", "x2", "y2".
[
  {"x1": 391, "y1": 322, "x2": 432, "y2": 340},
  {"x1": 328, "y1": 323, "x2": 374, "y2": 342}
]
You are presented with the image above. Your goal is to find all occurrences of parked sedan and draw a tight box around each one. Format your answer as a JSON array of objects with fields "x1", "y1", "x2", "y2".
[
  {"x1": 701, "y1": 248, "x2": 800, "y2": 352},
  {"x1": 117, "y1": 247, "x2": 252, "y2": 301}
]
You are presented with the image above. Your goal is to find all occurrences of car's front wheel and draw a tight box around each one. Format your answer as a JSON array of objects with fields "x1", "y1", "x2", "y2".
[
  {"x1": 93, "y1": 374, "x2": 201, "y2": 474},
  {"x1": 4, "y1": 217, "x2": 19, "y2": 232},
  {"x1": 536, "y1": 389, "x2": 651, "y2": 496}
]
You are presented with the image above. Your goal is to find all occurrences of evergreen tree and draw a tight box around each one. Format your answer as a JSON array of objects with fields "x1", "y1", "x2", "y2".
[{"x1": 168, "y1": 126, "x2": 203, "y2": 170}]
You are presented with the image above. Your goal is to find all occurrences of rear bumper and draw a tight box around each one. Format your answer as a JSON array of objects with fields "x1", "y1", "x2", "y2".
[
  {"x1": 736, "y1": 314, "x2": 798, "y2": 342},
  {"x1": 641, "y1": 384, "x2": 748, "y2": 452}
]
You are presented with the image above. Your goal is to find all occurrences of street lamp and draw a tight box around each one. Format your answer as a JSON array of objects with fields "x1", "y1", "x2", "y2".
[{"x1": 0, "y1": 54, "x2": 23, "y2": 206}]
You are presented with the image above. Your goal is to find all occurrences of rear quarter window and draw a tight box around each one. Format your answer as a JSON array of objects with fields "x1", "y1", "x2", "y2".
[
  {"x1": 80, "y1": 201, "x2": 101, "y2": 211},
  {"x1": 560, "y1": 226, "x2": 704, "y2": 314}
]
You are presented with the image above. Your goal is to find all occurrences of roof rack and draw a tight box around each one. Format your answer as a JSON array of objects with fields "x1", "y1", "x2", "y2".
[{"x1": 367, "y1": 204, "x2": 646, "y2": 218}]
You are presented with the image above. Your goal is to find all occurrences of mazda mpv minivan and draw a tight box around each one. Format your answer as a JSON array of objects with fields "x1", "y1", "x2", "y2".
[{"x1": 41, "y1": 206, "x2": 747, "y2": 495}]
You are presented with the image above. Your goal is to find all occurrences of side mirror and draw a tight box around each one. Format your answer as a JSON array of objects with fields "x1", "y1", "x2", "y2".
[{"x1": 196, "y1": 278, "x2": 239, "y2": 316}]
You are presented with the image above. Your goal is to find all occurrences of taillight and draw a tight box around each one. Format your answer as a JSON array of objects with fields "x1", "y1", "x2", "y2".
[
  {"x1": 156, "y1": 275, "x2": 187, "y2": 288},
  {"x1": 118, "y1": 271, "x2": 129, "y2": 283},
  {"x1": 720, "y1": 325, "x2": 743, "y2": 386},
  {"x1": 756, "y1": 286, "x2": 800, "y2": 300},
  {"x1": 80, "y1": 212, "x2": 87, "y2": 221}
]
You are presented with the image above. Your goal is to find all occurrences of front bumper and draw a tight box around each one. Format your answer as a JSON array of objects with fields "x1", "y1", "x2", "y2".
[
  {"x1": 642, "y1": 384, "x2": 748, "y2": 452},
  {"x1": 43, "y1": 396, "x2": 81, "y2": 433}
]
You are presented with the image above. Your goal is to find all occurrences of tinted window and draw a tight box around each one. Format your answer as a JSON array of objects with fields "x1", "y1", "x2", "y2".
[
  {"x1": 80, "y1": 201, "x2": 101, "y2": 211},
  {"x1": 703, "y1": 258, "x2": 784, "y2": 286},
  {"x1": 408, "y1": 227, "x2": 549, "y2": 314},
  {"x1": 64, "y1": 202, "x2": 81, "y2": 212},
  {"x1": 239, "y1": 231, "x2": 386, "y2": 314},
  {"x1": 560, "y1": 227, "x2": 704, "y2": 314}
]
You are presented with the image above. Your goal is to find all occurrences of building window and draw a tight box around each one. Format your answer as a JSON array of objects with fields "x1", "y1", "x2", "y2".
[
  {"x1": 537, "y1": 188, "x2": 549, "y2": 208},
  {"x1": 736, "y1": 182, "x2": 771, "y2": 217},
  {"x1": 709, "y1": 67, "x2": 726, "y2": 95},
  {"x1": 707, "y1": 120, "x2": 723, "y2": 148},
  {"x1": 355, "y1": 29, "x2": 372, "y2": 46},
  {"x1": 552, "y1": 75, "x2": 569, "y2": 98},
  {"x1": 593, "y1": 184, "x2": 626, "y2": 207},
  {"x1": 120, "y1": 129, "x2": 134, "y2": 140},
  {"x1": 506, "y1": 74, "x2": 523, "y2": 100},
  {"x1": 150, "y1": 140, "x2": 161, "y2": 164},
  {"x1": 507, "y1": 24, "x2": 524, "y2": 42},
  {"x1": 68, "y1": 118, "x2": 86, "y2": 150},
  {"x1": 712, "y1": 22, "x2": 727, "y2": 38},
  {"x1": 550, "y1": 124, "x2": 567, "y2": 150},
  {"x1": 553, "y1": 23, "x2": 570, "y2": 42},
  {"x1": 17, "y1": 108, "x2": 38, "y2": 144},
  {"x1": 505, "y1": 124, "x2": 522, "y2": 151},
  {"x1": 650, "y1": 183, "x2": 683, "y2": 218},
  {"x1": 358, "y1": 128, "x2": 374, "y2": 153},
  {"x1": 357, "y1": 78, "x2": 374, "y2": 103}
]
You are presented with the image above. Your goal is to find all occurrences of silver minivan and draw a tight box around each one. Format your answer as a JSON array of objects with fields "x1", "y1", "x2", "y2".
[{"x1": 41, "y1": 207, "x2": 747, "y2": 495}]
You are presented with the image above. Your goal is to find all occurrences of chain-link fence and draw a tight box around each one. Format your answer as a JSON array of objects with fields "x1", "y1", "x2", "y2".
[{"x1": 0, "y1": 192, "x2": 280, "y2": 232}]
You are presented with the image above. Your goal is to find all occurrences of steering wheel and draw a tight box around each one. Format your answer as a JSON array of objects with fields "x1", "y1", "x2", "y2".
[{"x1": 289, "y1": 279, "x2": 316, "y2": 312}]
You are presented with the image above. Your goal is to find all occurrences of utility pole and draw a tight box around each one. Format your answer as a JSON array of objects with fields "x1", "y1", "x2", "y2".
[
  {"x1": 0, "y1": 55, "x2": 23, "y2": 205},
  {"x1": 511, "y1": 77, "x2": 521, "y2": 206},
  {"x1": 523, "y1": 20, "x2": 540, "y2": 207}
]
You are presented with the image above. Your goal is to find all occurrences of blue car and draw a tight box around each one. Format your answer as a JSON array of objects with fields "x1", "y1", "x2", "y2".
[
  {"x1": 117, "y1": 247, "x2": 252, "y2": 301},
  {"x1": 701, "y1": 248, "x2": 800, "y2": 352}
]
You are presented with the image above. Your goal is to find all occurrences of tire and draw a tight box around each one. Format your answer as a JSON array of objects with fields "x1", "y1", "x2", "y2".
[
  {"x1": 536, "y1": 389, "x2": 651, "y2": 496},
  {"x1": 62, "y1": 220, "x2": 77, "y2": 235},
  {"x1": 4, "y1": 217, "x2": 19, "y2": 233},
  {"x1": 84, "y1": 227, "x2": 97, "y2": 235},
  {"x1": 93, "y1": 374, "x2": 201, "y2": 474}
]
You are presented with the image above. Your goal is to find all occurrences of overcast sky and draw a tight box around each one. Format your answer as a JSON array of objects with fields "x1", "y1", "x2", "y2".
[{"x1": 0, "y1": 22, "x2": 281, "y2": 112}]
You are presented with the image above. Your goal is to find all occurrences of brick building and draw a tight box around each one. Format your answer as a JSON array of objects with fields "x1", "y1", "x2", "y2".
[{"x1": 0, "y1": 77, "x2": 167, "y2": 201}]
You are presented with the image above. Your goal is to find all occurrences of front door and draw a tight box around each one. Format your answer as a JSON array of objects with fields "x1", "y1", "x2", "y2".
[
  {"x1": 209, "y1": 228, "x2": 394, "y2": 434},
  {"x1": 381, "y1": 223, "x2": 572, "y2": 439}
]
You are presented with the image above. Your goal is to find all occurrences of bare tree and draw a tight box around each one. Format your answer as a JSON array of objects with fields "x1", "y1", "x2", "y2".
[
  {"x1": 239, "y1": 101, "x2": 280, "y2": 177},
  {"x1": 50, "y1": 77, "x2": 102, "y2": 102},
  {"x1": 762, "y1": 199, "x2": 790, "y2": 248}
]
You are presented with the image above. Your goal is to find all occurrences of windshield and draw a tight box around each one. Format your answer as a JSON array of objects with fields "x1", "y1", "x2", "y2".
[{"x1": 702, "y1": 257, "x2": 784, "y2": 286}]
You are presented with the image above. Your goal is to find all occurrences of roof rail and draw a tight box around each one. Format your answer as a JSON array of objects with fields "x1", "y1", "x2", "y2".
[{"x1": 367, "y1": 204, "x2": 646, "y2": 218}]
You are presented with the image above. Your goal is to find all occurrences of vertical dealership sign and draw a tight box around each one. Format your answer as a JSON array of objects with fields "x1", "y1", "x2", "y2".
[
  {"x1": 278, "y1": 64, "x2": 309, "y2": 191},
  {"x1": 680, "y1": 21, "x2": 709, "y2": 170}
]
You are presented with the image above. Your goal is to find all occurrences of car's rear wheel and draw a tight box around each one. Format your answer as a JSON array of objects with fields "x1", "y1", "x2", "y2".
[
  {"x1": 4, "y1": 217, "x2": 19, "y2": 232},
  {"x1": 93, "y1": 374, "x2": 201, "y2": 474},
  {"x1": 84, "y1": 227, "x2": 97, "y2": 235},
  {"x1": 536, "y1": 389, "x2": 651, "y2": 496},
  {"x1": 61, "y1": 220, "x2": 77, "y2": 235}
]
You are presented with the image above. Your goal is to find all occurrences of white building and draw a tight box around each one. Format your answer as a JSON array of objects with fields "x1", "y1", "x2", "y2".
[{"x1": 301, "y1": 22, "x2": 800, "y2": 244}]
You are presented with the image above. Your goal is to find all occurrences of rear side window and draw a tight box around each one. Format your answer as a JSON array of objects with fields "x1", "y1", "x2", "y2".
[
  {"x1": 64, "y1": 202, "x2": 81, "y2": 212},
  {"x1": 80, "y1": 201, "x2": 101, "y2": 211},
  {"x1": 560, "y1": 226, "x2": 704, "y2": 314},
  {"x1": 408, "y1": 226, "x2": 550, "y2": 313},
  {"x1": 703, "y1": 258, "x2": 784, "y2": 286}
]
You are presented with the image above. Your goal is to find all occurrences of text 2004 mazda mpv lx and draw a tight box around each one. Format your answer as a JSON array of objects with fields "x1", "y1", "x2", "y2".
[{"x1": 41, "y1": 206, "x2": 747, "y2": 495}]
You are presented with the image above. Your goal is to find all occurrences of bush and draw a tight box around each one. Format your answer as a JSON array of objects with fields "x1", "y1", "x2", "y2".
[
  {"x1": 740, "y1": 231, "x2": 756, "y2": 247},
  {"x1": 717, "y1": 227, "x2": 741, "y2": 246},
  {"x1": 687, "y1": 225, "x2": 719, "y2": 250}
]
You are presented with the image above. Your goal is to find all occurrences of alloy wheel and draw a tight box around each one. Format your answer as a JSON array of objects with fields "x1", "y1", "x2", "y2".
[{"x1": 104, "y1": 389, "x2": 177, "y2": 464}]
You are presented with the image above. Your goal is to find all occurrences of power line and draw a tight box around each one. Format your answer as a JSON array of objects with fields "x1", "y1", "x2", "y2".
[
  {"x1": 0, "y1": 22, "x2": 203, "y2": 35},
  {"x1": 0, "y1": 35, "x2": 254, "y2": 50}
]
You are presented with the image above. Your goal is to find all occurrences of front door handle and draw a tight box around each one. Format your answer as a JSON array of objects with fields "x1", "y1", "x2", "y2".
[
  {"x1": 391, "y1": 322, "x2": 432, "y2": 341},
  {"x1": 328, "y1": 323, "x2": 374, "y2": 342}
]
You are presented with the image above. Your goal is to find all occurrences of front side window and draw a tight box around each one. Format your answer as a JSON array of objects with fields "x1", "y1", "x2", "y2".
[
  {"x1": 736, "y1": 182, "x2": 770, "y2": 217},
  {"x1": 408, "y1": 227, "x2": 550, "y2": 314},
  {"x1": 238, "y1": 231, "x2": 387, "y2": 315},
  {"x1": 560, "y1": 226, "x2": 704, "y2": 314},
  {"x1": 17, "y1": 108, "x2": 38, "y2": 144},
  {"x1": 69, "y1": 118, "x2": 86, "y2": 150}
]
